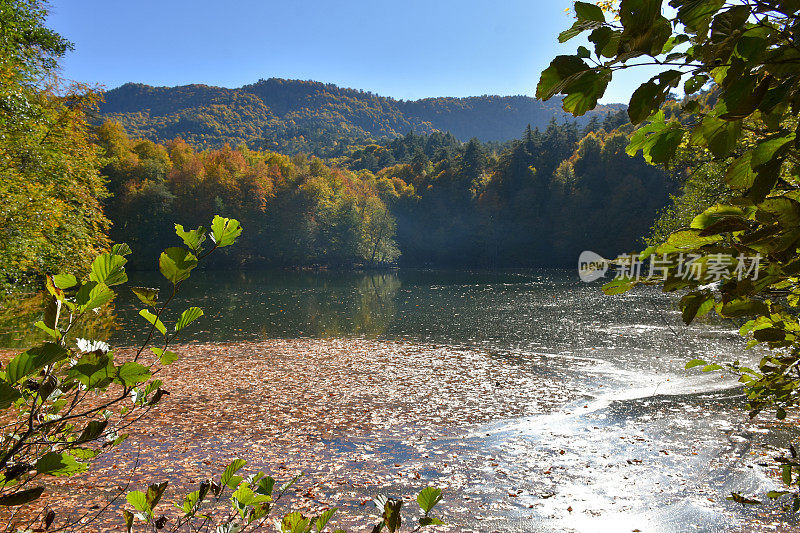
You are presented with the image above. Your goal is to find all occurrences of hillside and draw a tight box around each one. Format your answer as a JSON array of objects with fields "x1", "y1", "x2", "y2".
[{"x1": 96, "y1": 78, "x2": 625, "y2": 153}]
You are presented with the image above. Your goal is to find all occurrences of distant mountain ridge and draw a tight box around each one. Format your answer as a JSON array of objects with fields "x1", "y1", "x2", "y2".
[{"x1": 97, "y1": 78, "x2": 625, "y2": 153}]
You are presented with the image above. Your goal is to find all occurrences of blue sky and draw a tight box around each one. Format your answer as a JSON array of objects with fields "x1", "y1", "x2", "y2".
[{"x1": 46, "y1": 0, "x2": 654, "y2": 104}]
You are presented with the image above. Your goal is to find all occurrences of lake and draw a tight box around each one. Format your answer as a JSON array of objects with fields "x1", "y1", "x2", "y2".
[{"x1": 107, "y1": 268, "x2": 795, "y2": 532}]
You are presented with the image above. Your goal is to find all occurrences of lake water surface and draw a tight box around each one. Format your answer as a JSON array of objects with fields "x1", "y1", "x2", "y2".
[{"x1": 111, "y1": 268, "x2": 797, "y2": 532}]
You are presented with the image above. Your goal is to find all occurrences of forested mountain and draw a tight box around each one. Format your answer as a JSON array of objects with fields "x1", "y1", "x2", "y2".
[{"x1": 96, "y1": 78, "x2": 625, "y2": 154}]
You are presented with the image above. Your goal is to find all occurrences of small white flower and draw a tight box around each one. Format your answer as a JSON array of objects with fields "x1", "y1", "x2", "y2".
[{"x1": 75, "y1": 338, "x2": 110, "y2": 354}]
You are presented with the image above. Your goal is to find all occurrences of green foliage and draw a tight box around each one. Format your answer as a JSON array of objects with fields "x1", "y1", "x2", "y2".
[
  {"x1": 544, "y1": 0, "x2": 800, "y2": 510},
  {"x1": 0, "y1": 215, "x2": 240, "y2": 530},
  {"x1": 123, "y1": 458, "x2": 444, "y2": 533},
  {"x1": 0, "y1": 0, "x2": 109, "y2": 290}
]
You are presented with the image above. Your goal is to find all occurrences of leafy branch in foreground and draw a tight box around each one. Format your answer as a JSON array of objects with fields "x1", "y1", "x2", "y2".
[
  {"x1": 122, "y1": 459, "x2": 445, "y2": 533},
  {"x1": 540, "y1": 0, "x2": 800, "y2": 511},
  {"x1": 0, "y1": 215, "x2": 240, "y2": 529}
]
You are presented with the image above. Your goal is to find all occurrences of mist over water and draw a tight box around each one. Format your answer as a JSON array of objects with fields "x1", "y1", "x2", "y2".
[{"x1": 113, "y1": 269, "x2": 794, "y2": 531}]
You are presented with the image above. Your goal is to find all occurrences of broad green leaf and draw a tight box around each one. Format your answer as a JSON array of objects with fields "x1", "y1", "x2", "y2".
[
  {"x1": 0, "y1": 382, "x2": 21, "y2": 408},
  {"x1": 210, "y1": 215, "x2": 243, "y2": 248},
  {"x1": 146, "y1": 482, "x2": 168, "y2": 510},
  {"x1": 315, "y1": 507, "x2": 338, "y2": 531},
  {"x1": 383, "y1": 499, "x2": 403, "y2": 533},
  {"x1": 153, "y1": 348, "x2": 179, "y2": 365},
  {"x1": 281, "y1": 512, "x2": 310, "y2": 533},
  {"x1": 419, "y1": 516, "x2": 445, "y2": 526},
  {"x1": 6, "y1": 343, "x2": 68, "y2": 384},
  {"x1": 131, "y1": 286, "x2": 159, "y2": 307},
  {"x1": 176, "y1": 307, "x2": 204, "y2": 332},
  {"x1": 719, "y1": 299, "x2": 769, "y2": 318},
  {"x1": 127, "y1": 490, "x2": 151, "y2": 514},
  {"x1": 536, "y1": 55, "x2": 590, "y2": 101},
  {"x1": 674, "y1": 0, "x2": 724, "y2": 35},
  {"x1": 702, "y1": 364, "x2": 723, "y2": 372},
  {"x1": 562, "y1": 68, "x2": 611, "y2": 116},
  {"x1": 0, "y1": 487, "x2": 44, "y2": 506},
  {"x1": 159, "y1": 247, "x2": 198, "y2": 284},
  {"x1": 36, "y1": 452, "x2": 87, "y2": 477},
  {"x1": 52, "y1": 273, "x2": 77, "y2": 289},
  {"x1": 112, "y1": 243, "x2": 132, "y2": 256},
  {"x1": 117, "y1": 362, "x2": 152, "y2": 387},
  {"x1": 574, "y1": 1, "x2": 605, "y2": 22},
  {"x1": 122, "y1": 509, "x2": 134, "y2": 533},
  {"x1": 221, "y1": 458, "x2": 247, "y2": 489},
  {"x1": 89, "y1": 253, "x2": 128, "y2": 287},
  {"x1": 690, "y1": 205, "x2": 749, "y2": 230},
  {"x1": 602, "y1": 277, "x2": 636, "y2": 296},
  {"x1": 139, "y1": 309, "x2": 167, "y2": 336},
  {"x1": 75, "y1": 281, "x2": 114, "y2": 312},
  {"x1": 685, "y1": 359, "x2": 708, "y2": 369},
  {"x1": 680, "y1": 291, "x2": 714, "y2": 325},
  {"x1": 690, "y1": 115, "x2": 742, "y2": 159},
  {"x1": 77, "y1": 419, "x2": 108, "y2": 443},
  {"x1": 417, "y1": 487, "x2": 443, "y2": 514},
  {"x1": 68, "y1": 352, "x2": 116, "y2": 388},
  {"x1": 175, "y1": 224, "x2": 207, "y2": 252},
  {"x1": 628, "y1": 71, "x2": 681, "y2": 124}
]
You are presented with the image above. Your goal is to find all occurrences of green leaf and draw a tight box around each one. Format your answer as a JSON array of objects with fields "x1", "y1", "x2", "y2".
[
  {"x1": 561, "y1": 68, "x2": 611, "y2": 116},
  {"x1": 574, "y1": 1, "x2": 605, "y2": 22},
  {"x1": 602, "y1": 277, "x2": 636, "y2": 296},
  {"x1": 89, "y1": 253, "x2": 128, "y2": 287},
  {"x1": 131, "y1": 286, "x2": 159, "y2": 307},
  {"x1": 175, "y1": 224, "x2": 207, "y2": 252},
  {"x1": 52, "y1": 273, "x2": 78, "y2": 289},
  {"x1": 417, "y1": 487, "x2": 443, "y2": 514},
  {"x1": 419, "y1": 516, "x2": 445, "y2": 526},
  {"x1": 719, "y1": 299, "x2": 769, "y2": 318},
  {"x1": 176, "y1": 307, "x2": 204, "y2": 332},
  {"x1": 77, "y1": 419, "x2": 108, "y2": 443},
  {"x1": 680, "y1": 291, "x2": 714, "y2": 325},
  {"x1": 382, "y1": 499, "x2": 403, "y2": 533},
  {"x1": 122, "y1": 509, "x2": 134, "y2": 533},
  {"x1": 139, "y1": 309, "x2": 167, "y2": 336},
  {"x1": 675, "y1": 0, "x2": 724, "y2": 36},
  {"x1": 690, "y1": 205, "x2": 748, "y2": 230},
  {"x1": 156, "y1": 349, "x2": 179, "y2": 365},
  {"x1": 117, "y1": 362, "x2": 152, "y2": 387},
  {"x1": 315, "y1": 508, "x2": 338, "y2": 531},
  {"x1": 0, "y1": 382, "x2": 21, "y2": 408},
  {"x1": 536, "y1": 55, "x2": 590, "y2": 101},
  {"x1": 6, "y1": 343, "x2": 68, "y2": 384},
  {"x1": 690, "y1": 115, "x2": 741, "y2": 159},
  {"x1": 146, "y1": 482, "x2": 168, "y2": 510},
  {"x1": 112, "y1": 243, "x2": 132, "y2": 256},
  {"x1": 0, "y1": 487, "x2": 44, "y2": 506},
  {"x1": 127, "y1": 490, "x2": 151, "y2": 514},
  {"x1": 159, "y1": 247, "x2": 198, "y2": 284},
  {"x1": 281, "y1": 512, "x2": 310, "y2": 533},
  {"x1": 75, "y1": 281, "x2": 114, "y2": 312},
  {"x1": 210, "y1": 215, "x2": 242, "y2": 248},
  {"x1": 35, "y1": 452, "x2": 87, "y2": 477},
  {"x1": 68, "y1": 352, "x2": 116, "y2": 388},
  {"x1": 702, "y1": 364, "x2": 723, "y2": 372},
  {"x1": 685, "y1": 359, "x2": 708, "y2": 369},
  {"x1": 221, "y1": 458, "x2": 247, "y2": 489},
  {"x1": 628, "y1": 71, "x2": 682, "y2": 124}
]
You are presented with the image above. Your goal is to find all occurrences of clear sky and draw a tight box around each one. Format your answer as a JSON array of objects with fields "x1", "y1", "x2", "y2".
[{"x1": 46, "y1": 0, "x2": 654, "y2": 104}]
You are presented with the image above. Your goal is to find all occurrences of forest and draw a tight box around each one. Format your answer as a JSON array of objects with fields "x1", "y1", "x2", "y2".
[
  {"x1": 81, "y1": 110, "x2": 673, "y2": 275},
  {"x1": 96, "y1": 79, "x2": 625, "y2": 155}
]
